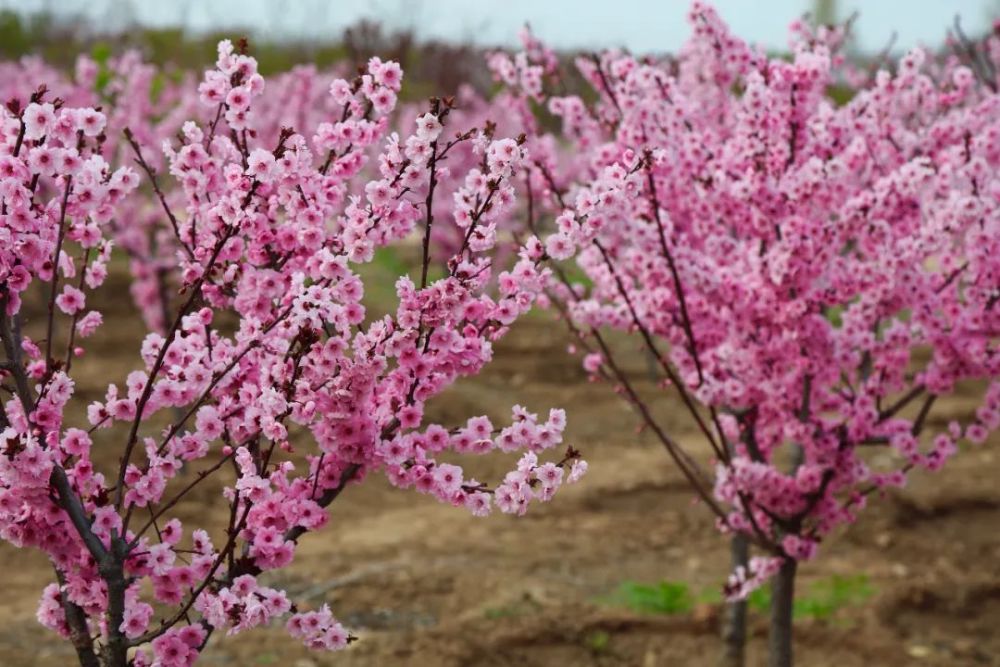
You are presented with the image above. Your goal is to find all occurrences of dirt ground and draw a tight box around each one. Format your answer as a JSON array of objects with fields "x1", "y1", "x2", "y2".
[{"x1": 1, "y1": 275, "x2": 998, "y2": 667}]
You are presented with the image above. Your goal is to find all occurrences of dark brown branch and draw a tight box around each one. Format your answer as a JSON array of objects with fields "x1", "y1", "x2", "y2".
[
  {"x1": 285, "y1": 464, "x2": 360, "y2": 543},
  {"x1": 123, "y1": 127, "x2": 195, "y2": 260},
  {"x1": 593, "y1": 240, "x2": 726, "y2": 462},
  {"x1": 589, "y1": 330, "x2": 724, "y2": 518},
  {"x1": 55, "y1": 569, "x2": 100, "y2": 667},
  {"x1": 130, "y1": 451, "x2": 236, "y2": 544},
  {"x1": 590, "y1": 54, "x2": 623, "y2": 117},
  {"x1": 878, "y1": 385, "x2": 925, "y2": 422},
  {"x1": 642, "y1": 159, "x2": 707, "y2": 387},
  {"x1": 115, "y1": 231, "x2": 234, "y2": 510},
  {"x1": 420, "y1": 140, "x2": 439, "y2": 288},
  {"x1": 43, "y1": 176, "x2": 73, "y2": 372}
]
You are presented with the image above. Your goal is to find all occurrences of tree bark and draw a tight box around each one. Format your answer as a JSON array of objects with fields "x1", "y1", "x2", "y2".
[
  {"x1": 768, "y1": 558, "x2": 797, "y2": 667},
  {"x1": 98, "y1": 538, "x2": 129, "y2": 667},
  {"x1": 719, "y1": 533, "x2": 749, "y2": 667},
  {"x1": 55, "y1": 570, "x2": 99, "y2": 667}
]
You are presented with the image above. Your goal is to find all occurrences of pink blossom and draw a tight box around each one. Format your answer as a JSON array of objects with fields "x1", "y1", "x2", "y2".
[
  {"x1": 74, "y1": 311, "x2": 102, "y2": 337},
  {"x1": 55, "y1": 285, "x2": 85, "y2": 315},
  {"x1": 23, "y1": 102, "x2": 56, "y2": 139}
]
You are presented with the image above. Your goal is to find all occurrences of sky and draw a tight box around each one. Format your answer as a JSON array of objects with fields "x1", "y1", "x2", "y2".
[{"x1": 3, "y1": 0, "x2": 997, "y2": 54}]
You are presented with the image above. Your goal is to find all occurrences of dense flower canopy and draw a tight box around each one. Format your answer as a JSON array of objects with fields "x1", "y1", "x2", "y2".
[
  {"x1": 1, "y1": 3, "x2": 999, "y2": 665},
  {"x1": 0, "y1": 38, "x2": 583, "y2": 665},
  {"x1": 511, "y1": 3, "x2": 1000, "y2": 589}
]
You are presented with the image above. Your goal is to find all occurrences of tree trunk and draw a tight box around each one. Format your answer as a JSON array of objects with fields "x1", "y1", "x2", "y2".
[
  {"x1": 768, "y1": 558, "x2": 797, "y2": 667},
  {"x1": 99, "y1": 540, "x2": 129, "y2": 667},
  {"x1": 56, "y1": 570, "x2": 99, "y2": 667},
  {"x1": 719, "y1": 533, "x2": 749, "y2": 667}
]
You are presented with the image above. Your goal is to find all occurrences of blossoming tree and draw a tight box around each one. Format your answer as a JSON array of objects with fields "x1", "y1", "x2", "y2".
[
  {"x1": 0, "y1": 40, "x2": 585, "y2": 666},
  {"x1": 498, "y1": 5, "x2": 1000, "y2": 666}
]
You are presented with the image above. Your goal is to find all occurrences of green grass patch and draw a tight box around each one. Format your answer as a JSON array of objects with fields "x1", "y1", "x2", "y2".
[{"x1": 609, "y1": 574, "x2": 875, "y2": 622}]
